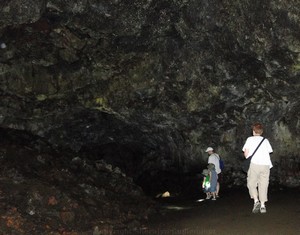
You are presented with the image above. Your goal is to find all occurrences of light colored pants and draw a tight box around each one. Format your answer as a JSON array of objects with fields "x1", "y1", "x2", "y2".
[{"x1": 247, "y1": 162, "x2": 270, "y2": 202}]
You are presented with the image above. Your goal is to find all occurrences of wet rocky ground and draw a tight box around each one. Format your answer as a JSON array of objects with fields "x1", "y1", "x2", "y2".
[{"x1": 146, "y1": 187, "x2": 300, "y2": 235}]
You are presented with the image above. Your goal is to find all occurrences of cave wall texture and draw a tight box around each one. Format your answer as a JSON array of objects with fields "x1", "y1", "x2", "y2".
[{"x1": 0, "y1": 0, "x2": 299, "y2": 192}]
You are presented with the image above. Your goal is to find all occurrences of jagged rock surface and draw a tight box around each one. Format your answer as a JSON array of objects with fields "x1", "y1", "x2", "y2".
[
  {"x1": 0, "y1": 0, "x2": 300, "y2": 232},
  {"x1": 0, "y1": 129, "x2": 154, "y2": 234}
]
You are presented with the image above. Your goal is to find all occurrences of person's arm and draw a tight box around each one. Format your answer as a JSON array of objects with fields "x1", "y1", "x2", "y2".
[
  {"x1": 243, "y1": 148, "x2": 249, "y2": 158},
  {"x1": 267, "y1": 139, "x2": 273, "y2": 154},
  {"x1": 202, "y1": 177, "x2": 205, "y2": 188},
  {"x1": 242, "y1": 138, "x2": 250, "y2": 158}
]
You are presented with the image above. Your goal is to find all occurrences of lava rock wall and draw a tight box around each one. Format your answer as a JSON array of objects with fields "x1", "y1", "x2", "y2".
[{"x1": 0, "y1": 0, "x2": 299, "y2": 192}]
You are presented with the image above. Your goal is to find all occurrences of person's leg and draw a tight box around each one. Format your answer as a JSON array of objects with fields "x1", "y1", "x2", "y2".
[
  {"x1": 210, "y1": 181, "x2": 217, "y2": 200},
  {"x1": 216, "y1": 173, "x2": 221, "y2": 197},
  {"x1": 258, "y1": 165, "x2": 270, "y2": 213},
  {"x1": 247, "y1": 163, "x2": 260, "y2": 213},
  {"x1": 211, "y1": 191, "x2": 216, "y2": 200},
  {"x1": 247, "y1": 163, "x2": 259, "y2": 201}
]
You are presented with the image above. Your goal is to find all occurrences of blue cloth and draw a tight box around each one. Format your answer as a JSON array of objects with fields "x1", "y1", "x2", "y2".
[{"x1": 208, "y1": 169, "x2": 218, "y2": 192}]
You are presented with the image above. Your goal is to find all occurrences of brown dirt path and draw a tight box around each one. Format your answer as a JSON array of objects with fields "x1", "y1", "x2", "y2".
[{"x1": 145, "y1": 187, "x2": 300, "y2": 235}]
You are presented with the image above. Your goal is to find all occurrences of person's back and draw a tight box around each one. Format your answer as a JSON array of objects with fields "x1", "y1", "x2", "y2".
[
  {"x1": 242, "y1": 122, "x2": 273, "y2": 213},
  {"x1": 208, "y1": 153, "x2": 221, "y2": 174}
]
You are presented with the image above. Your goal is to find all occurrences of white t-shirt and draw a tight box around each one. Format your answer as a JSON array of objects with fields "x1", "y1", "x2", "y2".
[
  {"x1": 208, "y1": 153, "x2": 221, "y2": 174},
  {"x1": 242, "y1": 136, "x2": 273, "y2": 168}
]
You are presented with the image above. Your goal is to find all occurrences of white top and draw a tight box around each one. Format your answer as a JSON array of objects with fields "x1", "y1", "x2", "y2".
[
  {"x1": 208, "y1": 153, "x2": 221, "y2": 174},
  {"x1": 242, "y1": 136, "x2": 273, "y2": 168}
]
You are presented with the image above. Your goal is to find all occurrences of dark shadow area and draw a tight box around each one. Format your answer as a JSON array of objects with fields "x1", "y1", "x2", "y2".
[
  {"x1": 0, "y1": 127, "x2": 154, "y2": 234},
  {"x1": 0, "y1": 127, "x2": 299, "y2": 235}
]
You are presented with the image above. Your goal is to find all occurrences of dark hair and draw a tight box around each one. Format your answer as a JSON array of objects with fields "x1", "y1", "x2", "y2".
[{"x1": 252, "y1": 123, "x2": 263, "y2": 135}]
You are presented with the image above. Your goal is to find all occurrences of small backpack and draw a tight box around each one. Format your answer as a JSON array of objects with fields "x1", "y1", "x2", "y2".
[{"x1": 219, "y1": 158, "x2": 225, "y2": 171}]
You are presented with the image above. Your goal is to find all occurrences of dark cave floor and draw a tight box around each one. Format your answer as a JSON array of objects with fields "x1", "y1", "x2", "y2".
[{"x1": 144, "y1": 187, "x2": 300, "y2": 235}]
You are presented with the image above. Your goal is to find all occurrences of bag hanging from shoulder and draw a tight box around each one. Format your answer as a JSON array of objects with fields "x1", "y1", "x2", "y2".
[
  {"x1": 242, "y1": 157, "x2": 252, "y2": 173},
  {"x1": 242, "y1": 137, "x2": 265, "y2": 173}
]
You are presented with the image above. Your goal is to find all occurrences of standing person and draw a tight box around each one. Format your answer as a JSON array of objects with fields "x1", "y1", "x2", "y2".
[
  {"x1": 207, "y1": 163, "x2": 218, "y2": 200},
  {"x1": 201, "y1": 164, "x2": 218, "y2": 200},
  {"x1": 201, "y1": 169, "x2": 212, "y2": 200},
  {"x1": 205, "y1": 147, "x2": 221, "y2": 197},
  {"x1": 242, "y1": 123, "x2": 273, "y2": 213}
]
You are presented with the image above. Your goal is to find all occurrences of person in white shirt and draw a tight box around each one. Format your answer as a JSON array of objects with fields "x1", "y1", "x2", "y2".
[
  {"x1": 205, "y1": 147, "x2": 221, "y2": 197},
  {"x1": 242, "y1": 123, "x2": 273, "y2": 214}
]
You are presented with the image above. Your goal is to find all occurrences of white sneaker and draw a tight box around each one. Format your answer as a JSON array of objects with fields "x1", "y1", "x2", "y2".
[{"x1": 260, "y1": 206, "x2": 267, "y2": 213}]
